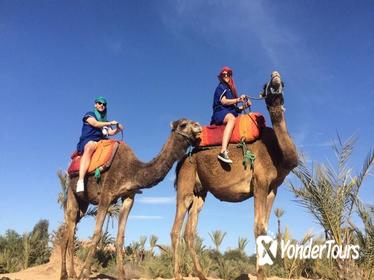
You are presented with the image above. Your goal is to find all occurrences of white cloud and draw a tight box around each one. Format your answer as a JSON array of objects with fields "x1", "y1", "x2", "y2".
[
  {"x1": 158, "y1": 0, "x2": 304, "y2": 68},
  {"x1": 137, "y1": 196, "x2": 175, "y2": 204}
]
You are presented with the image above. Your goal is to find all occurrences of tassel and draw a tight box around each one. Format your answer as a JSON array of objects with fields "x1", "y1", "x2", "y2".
[{"x1": 95, "y1": 168, "x2": 101, "y2": 182}]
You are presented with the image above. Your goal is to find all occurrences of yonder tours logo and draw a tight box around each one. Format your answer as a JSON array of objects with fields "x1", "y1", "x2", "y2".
[{"x1": 256, "y1": 235, "x2": 360, "y2": 266}]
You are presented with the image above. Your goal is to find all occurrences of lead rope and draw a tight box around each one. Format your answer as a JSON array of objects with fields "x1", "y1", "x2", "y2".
[{"x1": 237, "y1": 140, "x2": 256, "y2": 169}]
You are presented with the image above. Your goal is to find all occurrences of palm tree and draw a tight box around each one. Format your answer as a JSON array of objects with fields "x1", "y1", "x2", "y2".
[
  {"x1": 349, "y1": 197, "x2": 374, "y2": 278},
  {"x1": 237, "y1": 237, "x2": 248, "y2": 255},
  {"x1": 104, "y1": 200, "x2": 121, "y2": 234},
  {"x1": 149, "y1": 234, "x2": 158, "y2": 256},
  {"x1": 84, "y1": 200, "x2": 121, "y2": 235},
  {"x1": 209, "y1": 230, "x2": 226, "y2": 253},
  {"x1": 274, "y1": 208, "x2": 285, "y2": 242},
  {"x1": 138, "y1": 236, "x2": 147, "y2": 261},
  {"x1": 289, "y1": 136, "x2": 374, "y2": 279},
  {"x1": 57, "y1": 170, "x2": 68, "y2": 212}
]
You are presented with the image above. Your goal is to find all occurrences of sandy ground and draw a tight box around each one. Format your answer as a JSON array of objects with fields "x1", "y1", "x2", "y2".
[
  {"x1": 0, "y1": 248, "x2": 312, "y2": 280},
  {"x1": 0, "y1": 266, "x2": 313, "y2": 280}
]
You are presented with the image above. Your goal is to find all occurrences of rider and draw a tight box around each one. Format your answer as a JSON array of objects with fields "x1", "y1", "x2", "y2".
[
  {"x1": 210, "y1": 66, "x2": 251, "y2": 164},
  {"x1": 76, "y1": 96, "x2": 123, "y2": 193}
]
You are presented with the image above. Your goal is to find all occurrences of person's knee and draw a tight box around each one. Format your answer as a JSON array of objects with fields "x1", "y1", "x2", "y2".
[
  {"x1": 84, "y1": 141, "x2": 97, "y2": 154},
  {"x1": 226, "y1": 114, "x2": 236, "y2": 124}
]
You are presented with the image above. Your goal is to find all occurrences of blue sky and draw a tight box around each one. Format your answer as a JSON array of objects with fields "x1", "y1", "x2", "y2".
[{"x1": 0, "y1": 0, "x2": 373, "y2": 254}]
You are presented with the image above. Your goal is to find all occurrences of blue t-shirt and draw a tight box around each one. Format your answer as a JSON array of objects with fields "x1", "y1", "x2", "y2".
[
  {"x1": 76, "y1": 111, "x2": 106, "y2": 154},
  {"x1": 210, "y1": 82, "x2": 238, "y2": 125}
]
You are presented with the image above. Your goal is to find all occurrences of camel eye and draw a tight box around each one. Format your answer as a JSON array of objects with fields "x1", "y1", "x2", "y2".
[{"x1": 179, "y1": 123, "x2": 187, "y2": 129}]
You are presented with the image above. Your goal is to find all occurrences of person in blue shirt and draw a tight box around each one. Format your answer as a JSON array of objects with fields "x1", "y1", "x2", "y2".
[
  {"x1": 76, "y1": 96, "x2": 123, "y2": 193},
  {"x1": 211, "y1": 66, "x2": 251, "y2": 164}
]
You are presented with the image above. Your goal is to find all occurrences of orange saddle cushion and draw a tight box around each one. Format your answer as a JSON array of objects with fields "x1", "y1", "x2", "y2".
[
  {"x1": 67, "y1": 139, "x2": 121, "y2": 177},
  {"x1": 196, "y1": 112, "x2": 266, "y2": 147}
]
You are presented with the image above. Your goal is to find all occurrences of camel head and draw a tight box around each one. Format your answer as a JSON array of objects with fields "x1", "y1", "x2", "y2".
[
  {"x1": 264, "y1": 71, "x2": 285, "y2": 108},
  {"x1": 170, "y1": 118, "x2": 202, "y2": 145}
]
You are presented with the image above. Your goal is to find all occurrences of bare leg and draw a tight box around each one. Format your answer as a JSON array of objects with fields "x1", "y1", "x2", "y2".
[
  {"x1": 78, "y1": 199, "x2": 110, "y2": 279},
  {"x1": 78, "y1": 141, "x2": 97, "y2": 181},
  {"x1": 60, "y1": 188, "x2": 79, "y2": 280},
  {"x1": 221, "y1": 113, "x2": 236, "y2": 153},
  {"x1": 184, "y1": 195, "x2": 206, "y2": 280},
  {"x1": 254, "y1": 182, "x2": 269, "y2": 280},
  {"x1": 115, "y1": 194, "x2": 135, "y2": 280}
]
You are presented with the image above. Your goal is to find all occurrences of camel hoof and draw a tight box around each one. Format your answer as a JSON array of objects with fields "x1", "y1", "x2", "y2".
[
  {"x1": 196, "y1": 271, "x2": 208, "y2": 280},
  {"x1": 78, "y1": 267, "x2": 91, "y2": 280},
  {"x1": 60, "y1": 271, "x2": 68, "y2": 280},
  {"x1": 175, "y1": 273, "x2": 184, "y2": 280},
  {"x1": 116, "y1": 272, "x2": 126, "y2": 280},
  {"x1": 256, "y1": 274, "x2": 266, "y2": 280},
  {"x1": 116, "y1": 265, "x2": 126, "y2": 280},
  {"x1": 68, "y1": 271, "x2": 77, "y2": 279}
]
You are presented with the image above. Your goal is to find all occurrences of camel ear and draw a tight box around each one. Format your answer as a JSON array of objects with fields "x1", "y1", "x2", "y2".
[{"x1": 170, "y1": 120, "x2": 178, "y2": 131}]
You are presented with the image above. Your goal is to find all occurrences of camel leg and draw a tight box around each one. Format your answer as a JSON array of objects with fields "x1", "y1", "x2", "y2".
[
  {"x1": 78, "y1": 199, "x2": 110, "y2": 280},
  {"x1": 171, "y1": 159, "x2": 197, "y2": 280},
  {"x1": 60, "y1": 188, "x2": 79, "y2": 280},
  {"x1": 115, "y1": 194, "x2": 135, "y2": 280},
  {"x1": 171, "y1": 194, "x2": 192, "y2": 280},
  {"x1": 264, "y1": 188, "x2": 277, "y2": 231},
  {"x1": 184, "y1": 195, "x2": 207, "y2": 280},
  {"x1": 254, "y1": 182, "x2": 269, "y2": 280}
]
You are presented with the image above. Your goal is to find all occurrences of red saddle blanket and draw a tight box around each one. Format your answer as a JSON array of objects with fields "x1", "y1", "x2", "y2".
[
  {"x1": 196, "y1": 112, "x2": 266, "y2": 147},
  {"x1": 67, "y1": 139, "x2": 121, "y2": 177}
]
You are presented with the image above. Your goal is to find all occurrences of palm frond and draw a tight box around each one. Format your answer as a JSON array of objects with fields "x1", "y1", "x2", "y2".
[
  {"x1": 332, "y1": 134, "x2": 356, "y2": 176},
  {"x1": 353, "y1": 148, "x2": 374, "y2": 192},
  {"x1": 56, "y1": 170, "x2": 69, "y2": 209},
  {"x1": 274, "y1": 208, "x2": 285, "y2": 218},
  {"x1": 85, "y1": 206, "x2": 98, "y2": 217},
  {"x1": 208, "y1": 230, "x2": 226, "y2": 252}
]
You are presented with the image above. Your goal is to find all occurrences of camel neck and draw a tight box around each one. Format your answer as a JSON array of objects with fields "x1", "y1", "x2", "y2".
[
  {"x1": 134, "y1": 133, "x2": 189, "y2": 188},
  {"x1": 268, "y1": 105, "x2": 298, "y2": 170}
]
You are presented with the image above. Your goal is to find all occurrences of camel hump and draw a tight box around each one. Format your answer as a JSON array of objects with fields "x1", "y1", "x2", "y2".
[
  {"x1": 67, "y1": 139, "x2": 122, "y2": 177},
  {"x1": 196, "y1": 112, "x2": 266, "y2": 147}
]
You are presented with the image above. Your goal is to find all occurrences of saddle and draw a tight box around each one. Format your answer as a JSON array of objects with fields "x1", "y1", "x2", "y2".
[
  {"x1": 196, "y1": 112, "x2": 266, "y2": 147},
  {"x1": 67, "y1": 139, "x2": 121, "y2": 177}
]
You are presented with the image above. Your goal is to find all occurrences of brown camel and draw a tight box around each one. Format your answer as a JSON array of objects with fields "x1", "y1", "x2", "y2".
[
  {"x1": 171, "y1": 73, "x2": 298, "y2": 280},
  {"x1": 60, "y1": 118, "x2": 202, "y2": 280}
]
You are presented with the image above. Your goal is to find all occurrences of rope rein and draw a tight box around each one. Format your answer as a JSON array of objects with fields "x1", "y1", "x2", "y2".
[{"x1": 242, "y1": 79, "x2": 284, "y2": 102}]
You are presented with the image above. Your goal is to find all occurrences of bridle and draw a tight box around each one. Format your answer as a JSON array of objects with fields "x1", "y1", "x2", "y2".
[
  {"x1": 174, "y1": 129, "x2": 196, "y2": 146},
  {"x1": 242, "y1": 77, "x2": 285, "y2": 109}
]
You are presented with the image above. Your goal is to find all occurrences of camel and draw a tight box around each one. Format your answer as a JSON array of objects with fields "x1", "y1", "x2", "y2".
[
  {"x1": 60, "y1": 118, "x2": 202, "y2": 280},
  {"x1": 171, "y1": 73, "x2": 298, "y2": 280}
]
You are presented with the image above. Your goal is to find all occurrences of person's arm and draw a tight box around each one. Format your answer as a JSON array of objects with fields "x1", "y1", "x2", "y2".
[
  {"x1": 237, "y1": 100, "x2": 252, "y2": 111},
  {"x1": 108, "y1": 124, "x2": 124, "y2": 136},
  {"x1": 220, "y1": 94, "x2": 246, "y2": 106},
  {"x1": 86, "y1": 116, "x2": 117, "y2": 128}
]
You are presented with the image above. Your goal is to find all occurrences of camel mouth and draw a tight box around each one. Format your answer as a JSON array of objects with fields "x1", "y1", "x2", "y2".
[
  {"x1": 193, "y1": 123, "x2": 203, "y2": 134},
  {"x1": 271, "y1": 77, "x2": 281, "y2": 89}
]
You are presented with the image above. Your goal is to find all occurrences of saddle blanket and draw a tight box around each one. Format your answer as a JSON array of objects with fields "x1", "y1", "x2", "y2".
[
  {"x1": 67, "y1": 139, "x2": 120, "y2": 177},
  {"x1": 196, "y1": 112, "x2": 266, "y2": 147}
]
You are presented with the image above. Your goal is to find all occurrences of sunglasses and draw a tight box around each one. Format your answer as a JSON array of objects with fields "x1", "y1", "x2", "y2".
[
  {"x1": 96, "y1": 102, "x2": 106, "y2": 106},
  {"x1": 221, "y1": 72, "x2": 232, "y2": 78}
]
